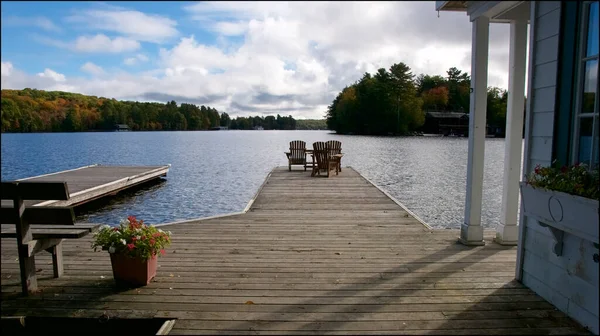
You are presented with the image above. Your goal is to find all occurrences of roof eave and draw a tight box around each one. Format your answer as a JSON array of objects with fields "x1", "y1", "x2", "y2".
[{"x1": 436, "y1": 1, "x2": 468, "y2": 12}]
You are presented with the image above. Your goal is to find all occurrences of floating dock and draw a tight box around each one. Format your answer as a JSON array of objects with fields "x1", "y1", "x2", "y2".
[
  {"x1": 1, "y1": 164, "x2": 170, "y2": 208},
  {"x1": 0, "y1": 167, "x2": 588, "y2": 335}
]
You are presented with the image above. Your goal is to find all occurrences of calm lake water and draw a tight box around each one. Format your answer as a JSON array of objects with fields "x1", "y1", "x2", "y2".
[{"x1": 1, "y1": 131, "x2": 515, "y2": 229}]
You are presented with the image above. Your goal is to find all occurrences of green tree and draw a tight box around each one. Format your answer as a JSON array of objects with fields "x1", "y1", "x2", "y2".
[{"x1": 220, "y1": 112, "x2": 231, "y2": 127}]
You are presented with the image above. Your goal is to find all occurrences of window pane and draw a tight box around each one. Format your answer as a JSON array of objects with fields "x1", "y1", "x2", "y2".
[
  {"x1": 587, "y1": 1, "x2": 599, "y2": 57},
  {"x1": 578, "y1": 117, "x2": 594, "y2": 165},
  {"x1": 582, "y1": 59, "x2": 598, "y2": 113}
]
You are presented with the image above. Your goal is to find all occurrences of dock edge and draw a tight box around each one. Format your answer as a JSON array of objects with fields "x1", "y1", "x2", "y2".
[{"x1": 350, "y1": 166, "x2": 433, "y2": 230}]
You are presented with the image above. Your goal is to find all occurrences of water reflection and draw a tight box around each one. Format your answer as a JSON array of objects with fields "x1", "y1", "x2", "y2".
[{"x1": 1, "y1": 131, "x2": 509, "y2": 229}]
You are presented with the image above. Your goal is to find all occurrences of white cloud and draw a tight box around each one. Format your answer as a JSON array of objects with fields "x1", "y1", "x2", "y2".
[
  {"x1": 1, "y1": 16, "x2": 62, "y2": 32},
  {"x1": 66, "y1": 8, "x2": 178, "y2": 43},
  {"x1": 124, "y1": 53, "x2": 149, "y2": 66},
  {"x1": 34, "y1": 34, "x2": 140, "y2": 54},
  {"x1": 1, "y1": 61, "x2": 14, "y2": 76},
  {"x1": 4, "y1": 2, "x2": 516, "y2": 118},
  {"x1": 81, "y1": 62, "x2": 105, "y2": 76},
  {"x1": 37, "y1": 68, "x2": 66, "y2": 82},
  {"x1": 211, "y1": 21, "x2": 248, "y2": 36},
  {"x1": 74, "y1": 34, "x2": 140, "y2": 53}
]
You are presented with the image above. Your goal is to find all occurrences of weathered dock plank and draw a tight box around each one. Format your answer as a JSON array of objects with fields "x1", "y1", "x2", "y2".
[
  {"x1": 0, "y1": 166, "x2": 591, "y2": 335},
  {"x1": 1, "y1": 164, "x2": 170, "y2": 209}
]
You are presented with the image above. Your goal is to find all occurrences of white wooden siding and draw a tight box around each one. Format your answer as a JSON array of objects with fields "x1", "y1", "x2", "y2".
[{"x1": 521, "y1": 2, "x2": 599, "y2": 334}]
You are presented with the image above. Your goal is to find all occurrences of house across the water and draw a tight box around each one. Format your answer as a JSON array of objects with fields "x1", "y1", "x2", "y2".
[
  {"x1": 421, "y1": 112, "x2": 503, "y2": 137},
  {"x1": 114, "y1": 124, "x2": 130, "y2": 132},
  {"x1": 436, "y1": 1, "x2": 599, "y2": 333},
  {"x1": 422, "y1": 111, "x2": 469, "y2": 136}
]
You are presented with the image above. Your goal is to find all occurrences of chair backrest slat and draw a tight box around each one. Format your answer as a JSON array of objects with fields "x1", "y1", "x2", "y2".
[
  {"x1": 289, "y1": 140, "x2": 306, "y2": 160},
  {"x1": 326, "y1": 140, "x2": 342, "y2": 156},
  {"x1": 312, "y1": 142, "x2": 330, "y2": 169},
  {"x1": 1, "y1": 181, "x2": 74, "y2": 225},
  {"x1": 1, "y1": 182, "x2": 70, "y2": 201},
  {"x1": 0, "y1": 206, "x2": 75, "y2": 225}
]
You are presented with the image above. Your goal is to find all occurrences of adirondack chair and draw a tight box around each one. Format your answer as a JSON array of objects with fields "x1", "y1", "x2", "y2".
[
  {"x1": 312, "y1": 142, "x2": 339, "y2": 177},
  {"x1": 326, "y1": 140, "x2": 343, "y2": 172},
  {"x1": 1, "y1": 181, "x2": 100, "y2": 295},
  {"x1": 285, "y1": 140, "x2": 308, "y2": 171}
]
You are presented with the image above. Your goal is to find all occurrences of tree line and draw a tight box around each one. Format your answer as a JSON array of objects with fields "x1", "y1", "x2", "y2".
[
  {"x1": 326, "y1": 63, "x2": 515, "y2": 136},
  {"x1": 0, "y1": 89, "x2": 304, "y2": 132}
]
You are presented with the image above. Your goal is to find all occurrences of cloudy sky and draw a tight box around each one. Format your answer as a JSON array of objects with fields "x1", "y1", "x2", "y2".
[{"x1": 1, "y1": 1, "x2": 514, "y2": 119}]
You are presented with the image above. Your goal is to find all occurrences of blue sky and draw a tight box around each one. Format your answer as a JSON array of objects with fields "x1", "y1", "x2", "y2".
[
  {"x1": 2, "y1": 2, "x2": 202, "y2": 76},
  {"x1": 0, "y1": 1, "x2": 512, "y2": 118}
]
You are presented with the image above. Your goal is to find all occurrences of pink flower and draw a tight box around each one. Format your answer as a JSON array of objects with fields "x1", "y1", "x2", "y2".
[
  {"x1": 127, "y1": 243, "x2": 135, "y2": 251},
  {"x1": 150, "y1": 239, "x2": 156, "y2": 246},
  {"x1": 160, "y1": 249, "x2": 166, "y2": 256}
]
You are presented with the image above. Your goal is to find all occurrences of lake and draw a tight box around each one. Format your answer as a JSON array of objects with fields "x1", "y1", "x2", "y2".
[{"x1": 0, "y1": 131, "x2": 517, "y2": 229}]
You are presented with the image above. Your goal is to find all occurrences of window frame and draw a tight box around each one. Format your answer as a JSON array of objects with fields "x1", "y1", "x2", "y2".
[{"x1": 571, "y1": 1, "x2": 599, "y2": 169}]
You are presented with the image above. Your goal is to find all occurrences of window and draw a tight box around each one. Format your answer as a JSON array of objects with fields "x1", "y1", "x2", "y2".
[{"x1": 572, "y1": 1, "x2": 599, "y2": 169}]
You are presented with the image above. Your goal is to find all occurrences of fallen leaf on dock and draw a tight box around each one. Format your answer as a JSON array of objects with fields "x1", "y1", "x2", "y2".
[
  {"x1": 335, "y1": 252, "x2": 341, "y2": 255},
  {"x1": 100, "y1": 276, "x2": 105, "y2": 279},
  {"x1": 245, "y1": 301, "x2": 255, "y2": 305},
  {"x1": 169, "y1": 273, "x2": 174, "y2": 277}
]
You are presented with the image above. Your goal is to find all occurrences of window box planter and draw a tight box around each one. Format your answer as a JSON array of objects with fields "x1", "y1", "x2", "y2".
[{"x1": 520, "y1": 182, "x2": 599, "y2": 255}]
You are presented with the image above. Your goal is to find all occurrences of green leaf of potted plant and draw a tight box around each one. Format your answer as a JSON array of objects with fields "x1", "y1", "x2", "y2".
[{"x1": 92, "y1": 216, "x2": 172, "y2": 286}]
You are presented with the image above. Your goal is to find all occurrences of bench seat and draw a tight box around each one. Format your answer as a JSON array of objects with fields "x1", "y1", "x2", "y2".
[{"x1": 1, "y1": 225, "x2": 99, "y2": 239}]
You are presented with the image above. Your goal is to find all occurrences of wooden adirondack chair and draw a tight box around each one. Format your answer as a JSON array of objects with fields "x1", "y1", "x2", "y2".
[
  {"x1": 285, "y1": 140, "x2": 307, "y2": 171},
  {"x1": 312, "y1": 142, "x2": 338, "y2": 177},
  {"x1": 326, "y1": 140, "x2": 343, "y2": 172}
]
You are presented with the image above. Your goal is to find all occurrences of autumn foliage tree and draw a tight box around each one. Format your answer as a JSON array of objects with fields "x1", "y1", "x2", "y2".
[
  {"x1": 326, "y1": 62, "x2": 423, "y2": 135},
  {"x1": 421, "y1": 86, "x2": 449, "y2": 111},
  {"x1": 0, "y1": 89, "x2": 299, "y2": 133},
  {"x1": 327, "y1": 62, "x2": 516, "y2": 136}
]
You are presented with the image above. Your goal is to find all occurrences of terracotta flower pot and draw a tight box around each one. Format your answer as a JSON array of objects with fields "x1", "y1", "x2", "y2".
[{"x1": 109, "y1": 253, "x2": 158, "y2": 286}]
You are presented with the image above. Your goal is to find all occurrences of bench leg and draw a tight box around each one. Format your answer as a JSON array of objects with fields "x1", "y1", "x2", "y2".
[
  {"x1": 17, "y1": 244, "x2": 37, "y2": 296},
  {"x1": 46, "y1": 242, "x2": 64, "y2": 278}
]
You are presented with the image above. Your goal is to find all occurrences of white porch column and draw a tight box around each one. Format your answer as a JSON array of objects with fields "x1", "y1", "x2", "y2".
[
  {"x1": 495, "y1": 18, "x2": 528, "y2": 245},
  {"x1": 460, "y1": 16, "x2": 489, "y2": 246}
]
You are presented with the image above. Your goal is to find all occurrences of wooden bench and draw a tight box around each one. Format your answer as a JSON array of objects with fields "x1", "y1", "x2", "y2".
[{"x1": 1, "y1": 181, "x2": 100, "y2": 296}]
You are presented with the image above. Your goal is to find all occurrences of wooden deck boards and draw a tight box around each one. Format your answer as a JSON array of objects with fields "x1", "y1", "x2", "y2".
[
  {"x1": 0, "y1": 167, "x2": 590, "y2": 335},
  {"x1": 1, "y1": 164, "x2": 170, "y2": 208}
]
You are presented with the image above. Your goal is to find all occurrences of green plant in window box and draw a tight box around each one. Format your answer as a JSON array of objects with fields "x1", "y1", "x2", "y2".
[
  {"x1": 520, "y1": 162, "x2": 599, "y2": 249},
  {"x1": 525, "y1": 162, "x2": 599, "y2": 200}
]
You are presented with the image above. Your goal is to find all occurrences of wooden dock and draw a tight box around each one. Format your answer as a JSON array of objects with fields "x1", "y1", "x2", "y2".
[
  {"x1": 0, "y1": 167, "x2": 590, "y2": 335},
  {"x1": 1, "y1": 164, "x2": 170, "y2": 209}
]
